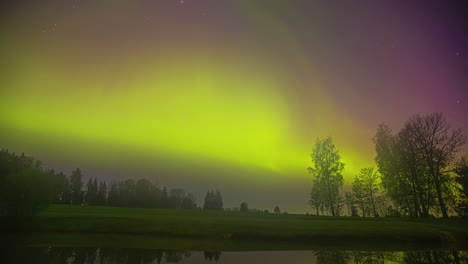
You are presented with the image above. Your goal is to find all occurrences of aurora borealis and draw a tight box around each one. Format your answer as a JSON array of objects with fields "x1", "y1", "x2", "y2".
[{"x1": 1, "y1": 0, "x2": 467, "y2": 212}]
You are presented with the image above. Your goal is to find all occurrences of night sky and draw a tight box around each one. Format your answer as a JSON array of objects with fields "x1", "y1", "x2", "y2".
[{"x1": 1, "y1": 0, "x2": 467, "y2": 212}]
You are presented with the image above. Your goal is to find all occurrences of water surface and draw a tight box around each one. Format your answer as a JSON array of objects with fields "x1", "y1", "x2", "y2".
[{"x1": 2, "y1": 246, "x2": 467, "y2": 263}]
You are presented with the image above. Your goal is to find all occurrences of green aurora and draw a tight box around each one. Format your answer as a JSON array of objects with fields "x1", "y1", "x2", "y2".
[{"x1": 1, "y1": 0, "x2": 465, "y2": 211}]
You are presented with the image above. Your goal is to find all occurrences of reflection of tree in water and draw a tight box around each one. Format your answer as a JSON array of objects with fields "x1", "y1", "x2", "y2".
[
  {"x1": 204, "y1": 251, "x2": 222, "y2": 262},
  {"x1": 102, "y1": 248, "x2": 167, "y2": 264},
  {"x1": 45, "y1": 247, "x2": 74, "y2": 263},
  {"x1": 164, "y1": 250, "x2": 191, "y2": 263},
  {"x1": 2, "y1": 247, "x2": 468, "y2": 264},
  {"x1": 315, "y1": 250, "x2": 468, "y2": 264},
  {"x1": 315, "y1": 250, "x2": 350, "y2": 264},
  {"x1": 403, "y1": 251, "x2": 468, "y2": 264},
  {"x1": 349, "y1": 251, "x2": 401, "y2": 264},
  {"x1": 3, "y1": 247, "x2": 192, "y2": 264}
]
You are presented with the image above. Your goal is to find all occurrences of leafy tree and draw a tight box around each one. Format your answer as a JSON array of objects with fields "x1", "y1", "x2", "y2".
[
  {"x1": 203, "y1": 190, "x2": 223, "y2": 210},
  {"x1": 352, "y1": 168, "x2": 381, "y2": 217},
  {"x1": 70, "y1": 168, "x2": 84, "y2": 205},
  {"x1": 456, "y1": 157, "x2": 468, "y2": 195},
  {"x1": 344, "y1": 191, "x2": 354, "y2": 216},
  {"x1": 361, "y1": 168, "x2": 380, "y2": 217},
  {"x1": 240, "y1": 202, "x2": 249, "y2": 212},
  {"x1": 375, "y1": 113, "x2": 466, "y2": 218},
  {"x1": 119, "y1": 179, "x2": 136, "y2": 207},
  {"x1": 148, "y1": 183, "x2": 162, "y2": 208},
  {"x1": 135, "y1": 178, "x2": 153, "y2": 208},
  {"x1": 49, "y1": 170, "x2": 71, "y2": 204},
  {"x1": 169, "y1": 188, "x2": 186, "y2": 209},
  {"x1": 455, "y1": 157, "x2": 468, "y2": 217},
  {"x1": 309, "y1": 180, "x2": 324, "y2": 215},
  {"x1": 350, "y1": 204, "x2": 359, "y2": 217},
  {"x1": 0, "y1": 150, "x2": 53, "y2": 217},
  {"x1": 274, "y1": 205, "x2": 281, "y2": 214},
  {"x1": 406, "y1": 113, "x2": 466, "y2": 217},
  {"x1": 308, "y1": 137, "x2": 345, "y2": 216},
  {"x1": 375, "y1": 123, "x2": 423, "y2": 217},
  {"x1": 181, "y1": 193, "x2": 197, "y2": 209}
]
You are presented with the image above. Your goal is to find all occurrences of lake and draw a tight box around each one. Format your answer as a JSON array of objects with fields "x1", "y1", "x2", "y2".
[{"x1": 2, "y1": 246, "x2": 467, "y2": 263}]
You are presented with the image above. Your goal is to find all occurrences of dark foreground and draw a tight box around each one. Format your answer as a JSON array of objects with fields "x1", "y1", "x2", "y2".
[
  {"x1": 2, "y1": 205, "x2": 468, "y2": 263},
  {"x1": 11, "y1": 205, "x2": 468, "y2": 247},
  {"x1": 3, "y1": 205, "x2": 468, "y2": 250}
]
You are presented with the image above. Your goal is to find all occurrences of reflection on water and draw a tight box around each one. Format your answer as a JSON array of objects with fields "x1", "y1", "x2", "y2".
[{"x1": 2, "y1": 247, "x2": 467, "y2": 263}]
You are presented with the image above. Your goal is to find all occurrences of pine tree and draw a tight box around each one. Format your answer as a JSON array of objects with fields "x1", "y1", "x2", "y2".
[
  {"x1": 203, "y1": 191, "x2": 213, "y2": 209},
  {"x1": 108, "y1": 183, "x2": 119, "y2": 206},
  {"x1": 70, "y1": 168, "x2": 83, "y2": 205},
  {"x1": 214, "y1": 190, "x2": 223, "y2": 210},
  {"x1": 86, "y1": 178, "x2": 94, "y2": 205}
]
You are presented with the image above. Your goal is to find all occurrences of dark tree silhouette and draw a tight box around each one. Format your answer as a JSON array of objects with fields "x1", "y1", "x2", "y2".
[
  {"x1": 51, "y1": 171, "x2": 71, "y2": 204},
  {"x1": 274, "y1": 205, "x2": 281, "y2": 214},
  {"x1": 203, "y1": 190, "x2": 223, "y2": 210},
  {"x1": 351, "y1": 168, "x2": 381, "y2": 217},
  {"x1": 97, "y1": 181, "x2": 107, "y2": 205},
  {"x1": 455, "y1": 157, "x2": 468, "y2": 217},
  {"x1": 240, "y1": 202, "x2": 249, "y2": 212},
  {"x1": 85, "y1": 178, "x2": 98, "y2": 205},
  {"x1": 135, "y1": 178, "x2": 153, "y2": 208},
  {"x1": 0, "y1": 150, "x2": 52, "y2": 216},
  {"x1": 70, "y1": 168, "x2": 83, "y2": 205},
  {"x1": 161, "y1": 186, "x2": 169, "y2": 208},
  {"x1": 308, "y1": 137, "x2": 345, "y2": 216},
  {"x1": 375, "y1": 113, "x2": 466, "y2": 217},
  {"x1": 204, "y1": 251, "x2": 222, "y2": 262}
]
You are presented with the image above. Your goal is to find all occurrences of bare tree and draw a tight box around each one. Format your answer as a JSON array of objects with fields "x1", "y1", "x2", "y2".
[
  {"x1": 406, "y1": 113, "x2": 466, "y2": 217},
  {"x1": 375, "y1": 113, "x2": 466, "y2": 218}
]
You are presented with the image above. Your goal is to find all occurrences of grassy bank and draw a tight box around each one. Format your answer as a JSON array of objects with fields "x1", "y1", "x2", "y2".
[{"x1": 5, "y1": 205, "x2": 468, "y2": 249}]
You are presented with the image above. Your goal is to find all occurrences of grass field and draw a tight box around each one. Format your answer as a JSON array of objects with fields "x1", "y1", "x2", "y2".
[{"x1": 5, "y1": 205, "x2": 468, "y2": 250}]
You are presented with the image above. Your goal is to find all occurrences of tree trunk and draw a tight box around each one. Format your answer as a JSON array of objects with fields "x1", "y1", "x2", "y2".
[
  {"x1": 370, "y1": 195, "x2": 377, "y2": 217},
  {"x1": 435, "y1": 178, "x2": 449, "y2": 218}
]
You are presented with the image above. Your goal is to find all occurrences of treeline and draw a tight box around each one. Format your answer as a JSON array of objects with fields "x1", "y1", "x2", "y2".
[
  {"x1": 0, "y1": 150, "x2": 202, "y2": 216},
  {"x1": 309, "y1": 113, "x2": 468, "y2": 218},
  {"x1": 2, "y1": 247, "x2": 206, "y2": 263},
  {"x1": 89, "y1": 177, "x2": 198, "y2": 210},
  {"x1": 65, "y1": 171, "x2": 199, "y2": 209},
  {"x1": 1, "y1": 148, "x2": 281, "y2": 217}
]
